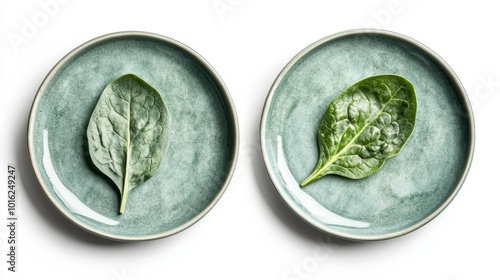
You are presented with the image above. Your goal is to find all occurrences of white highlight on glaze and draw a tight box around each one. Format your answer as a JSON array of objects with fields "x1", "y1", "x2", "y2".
[
  {"x1": 43, "y1": 130, "x2": 119, "y2": 226},
  {"x1": 276, "y1": 135, "x2": 370, "y2": 228}
]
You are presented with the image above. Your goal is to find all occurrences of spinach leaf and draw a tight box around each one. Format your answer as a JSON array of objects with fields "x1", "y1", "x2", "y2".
[
  {"x1": 301, "y1": 75, "x2": 417, "y2": 187},
  {"x1": 87, "y1": 74, "x2": 171, "y2": 213}
]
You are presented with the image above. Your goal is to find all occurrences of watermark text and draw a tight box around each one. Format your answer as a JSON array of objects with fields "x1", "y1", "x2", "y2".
[
  {"x1": 213, "y1": 0, "x2": 244, "y2": 21},
  {"x1": 7, "y1": 0, "x2": 71, "y2": 53}
]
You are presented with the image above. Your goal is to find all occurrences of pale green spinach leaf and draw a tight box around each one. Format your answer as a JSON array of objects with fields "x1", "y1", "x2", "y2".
[
  {"x1": 301, "y1": 75, "x2": 417, "y2": 187},
  {"x1": 87, "y1": 74, "x2": 171, "y2": 213}
]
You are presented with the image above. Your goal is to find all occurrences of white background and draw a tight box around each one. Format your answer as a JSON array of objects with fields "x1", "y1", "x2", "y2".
[{"x1": 1, "y1": 1, "x2": 499, "y2": 279}]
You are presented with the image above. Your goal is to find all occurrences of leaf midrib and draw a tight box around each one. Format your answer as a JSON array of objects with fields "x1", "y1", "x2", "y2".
[{"x1": 121, "y1": 80, "x2": 134, "y2": 212}]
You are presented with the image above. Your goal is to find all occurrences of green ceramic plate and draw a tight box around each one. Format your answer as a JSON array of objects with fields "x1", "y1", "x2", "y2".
[
  {"x1": 261, "y1": 29, "x2": 474, "y2": 241},
  {"x1": 28, "y1": 31, "x2": 239, "y2": 241}
]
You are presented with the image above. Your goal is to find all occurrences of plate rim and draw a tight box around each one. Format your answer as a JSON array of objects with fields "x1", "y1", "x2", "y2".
[
  {"x1": 27, "y1": 30, "x2": 240, "y2": 242},
  {"x1": 259, "y1": 28, "x2": 475, "y2": 241}
]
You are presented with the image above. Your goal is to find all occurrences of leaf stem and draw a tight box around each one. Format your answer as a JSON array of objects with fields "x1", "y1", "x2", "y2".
[
  {"x1": 119, "y1": 189, "x2": 128, "y2": 214},
  {"x1": 300, "y1": 172, "x2": 320, "y2": 187}
]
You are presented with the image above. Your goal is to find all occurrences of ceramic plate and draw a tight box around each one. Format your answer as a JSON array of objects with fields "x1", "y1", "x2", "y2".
[
  {"x1": 28, "y1": 31, "x2": 239, "y2": 241},
  {"x1": 260, "y1": 29, "x2": 474, "y2": 241}
]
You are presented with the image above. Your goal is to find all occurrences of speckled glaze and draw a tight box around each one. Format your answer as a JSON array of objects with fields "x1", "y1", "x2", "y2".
[
  {"x1": 28, "y1": 31, "x2": 239, "y2": 241},
  {"x1": 261, "y1": 29, "x2": 474, "y2": 241}
]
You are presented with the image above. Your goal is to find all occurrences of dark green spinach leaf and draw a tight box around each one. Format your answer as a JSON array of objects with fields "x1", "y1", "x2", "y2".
[
  {"x1": 87, "y1": 74, "x2": 171, "y2": 213},
  {"x1": 301, "y1": 75, "x2": 417, "y2": 187}
]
